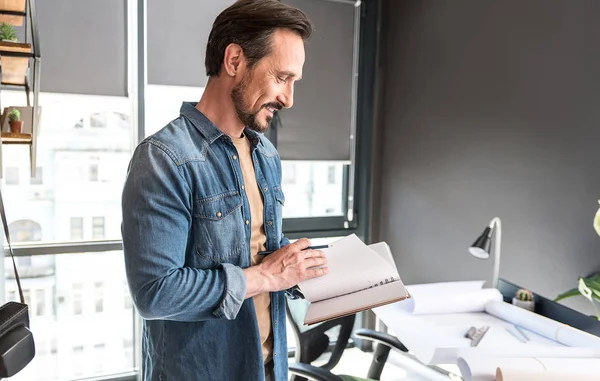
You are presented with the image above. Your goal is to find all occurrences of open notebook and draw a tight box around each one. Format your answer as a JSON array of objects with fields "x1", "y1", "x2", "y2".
[{"x1": 298, "y1": 234, "x2": 410, "y2": 325}]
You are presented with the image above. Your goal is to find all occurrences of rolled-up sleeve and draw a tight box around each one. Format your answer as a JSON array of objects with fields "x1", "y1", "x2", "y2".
[{"x1": 122, "y1": 141, "x2": 246, "y2": 321}]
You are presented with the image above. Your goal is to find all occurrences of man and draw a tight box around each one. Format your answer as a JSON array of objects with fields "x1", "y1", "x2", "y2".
[{"x1": 121, "y1": 1, "x2": 328, "y2": 380}]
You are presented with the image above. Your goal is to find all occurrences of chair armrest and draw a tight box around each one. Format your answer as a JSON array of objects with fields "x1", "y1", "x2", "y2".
[
  {"x1": 289, "y1": 363, "x2": 345, "y2": 381},
  {"x1": 353, "y1": 328, "x2": 408, "y2": 352}
]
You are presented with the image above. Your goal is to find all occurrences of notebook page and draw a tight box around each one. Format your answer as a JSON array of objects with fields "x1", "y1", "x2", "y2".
[{"x1": 298, "y1": 234, "x2": 399, "y2": 303}]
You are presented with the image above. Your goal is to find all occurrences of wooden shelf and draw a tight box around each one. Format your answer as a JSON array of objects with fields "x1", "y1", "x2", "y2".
[
  {"x1": 0, "y1": 0, "x2": 26, "y2": 26},
  {"x1": 1, "y1": 131, "x2": 31, "y2": 144},
  {"x1": 0, "y1": 41, "x2": 31, "y2": 86},
  {"x1": 0, "y1": 41, "x2": 31, "y2": 53}
]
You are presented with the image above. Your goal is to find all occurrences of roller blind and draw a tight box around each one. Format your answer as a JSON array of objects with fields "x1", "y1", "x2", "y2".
[
  {"x1": 147, "y1": 0, "x2": 234, "y2": 86},
  {"x1": 36, "y1": 0, "x2": 128, "y2": 96},
  {"x1": 278, "y1": 0, "x2": 356, "y2": 161}
]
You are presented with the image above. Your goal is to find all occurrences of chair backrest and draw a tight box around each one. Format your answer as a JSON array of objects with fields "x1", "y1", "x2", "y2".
[{"x1": 286, "y1": 297, "x2": 357, "y2": 380}]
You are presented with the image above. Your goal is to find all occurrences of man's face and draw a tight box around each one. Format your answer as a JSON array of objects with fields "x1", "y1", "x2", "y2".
[{"x1": 231, "y1": 29, "x2": 305, "y2": 133}]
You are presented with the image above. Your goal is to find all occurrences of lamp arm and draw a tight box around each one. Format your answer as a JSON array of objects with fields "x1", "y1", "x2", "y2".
[{"x1": 490, "y1": 217, "x2": 501, "y2": 289}]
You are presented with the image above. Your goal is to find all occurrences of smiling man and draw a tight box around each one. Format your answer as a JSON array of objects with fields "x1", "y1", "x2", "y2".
[{"x1": 121, "y1": 1, "x2": 328, "y2": 381}]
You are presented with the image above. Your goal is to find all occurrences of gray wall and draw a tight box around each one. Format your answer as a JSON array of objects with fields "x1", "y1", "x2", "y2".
[{"x1": 375, "y1": 0, "x2": 600, "y2": 313}]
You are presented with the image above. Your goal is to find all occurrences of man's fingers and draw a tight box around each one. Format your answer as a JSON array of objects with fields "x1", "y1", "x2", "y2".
[
  {"x1": 292, "y1": 238, "x2": 311, "y2": 251},
  {"x1": 301, "y1": 249, "x2": 326, "y2": 259},
  {"x1": 305, "y1": 266, "x2": 328, "y2": 279},
  {"x1": 304, "y1": 256, "x2": 327, "y2": 269}
]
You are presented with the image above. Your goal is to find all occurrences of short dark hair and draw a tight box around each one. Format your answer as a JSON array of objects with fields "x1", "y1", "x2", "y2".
[{"x1": 205, "y1": 0, "x2": 313, "y2": 77}]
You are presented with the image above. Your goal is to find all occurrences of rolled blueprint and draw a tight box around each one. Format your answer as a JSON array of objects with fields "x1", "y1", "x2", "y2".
[
  {"x1": 457, "y1": 354, "x2": 600, "y2": 381},
  {"x1": 398, "y1": 281, "x2": 502, "y2": 314},
  {"x1": 485, "y1": 300, "x2": 600, "y2": 348},
  {"x1": 496, "y1": 368, "x2": 598, "y2": 381}
]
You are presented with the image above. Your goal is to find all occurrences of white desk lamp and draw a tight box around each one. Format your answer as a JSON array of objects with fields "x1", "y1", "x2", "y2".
[{"x1": 469, "y1": 217, "x2": 501, "y2": 289}]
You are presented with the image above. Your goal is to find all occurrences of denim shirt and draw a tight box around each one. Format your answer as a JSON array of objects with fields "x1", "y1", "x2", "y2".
[{"x1": 121, "y1": 102, "x2": 291, "y2": 381}]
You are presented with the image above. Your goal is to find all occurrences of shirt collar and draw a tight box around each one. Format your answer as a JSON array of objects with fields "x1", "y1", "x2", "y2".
[{"x1": 180, "y1": 101, "x2": 264, "y2": 147}]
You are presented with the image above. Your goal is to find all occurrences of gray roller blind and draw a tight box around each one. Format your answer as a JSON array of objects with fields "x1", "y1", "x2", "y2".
[
  {"x1": 278, "y1": 0, "x2": 356, "y2": 161},
  {"x1": 36, "y1": 0, "x2": 127, "y2": 96},
  {"x1": 147, "y1": 1, "x2": 235, "y2": 86}
]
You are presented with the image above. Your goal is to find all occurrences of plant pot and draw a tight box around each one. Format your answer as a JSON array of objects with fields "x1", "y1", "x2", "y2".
[
  {"x1": 512, "y1": 297, "x2": 535, "y2": 312},
  {"x1": 9, "y1": 120, "x2": 22, "y2": 134}
]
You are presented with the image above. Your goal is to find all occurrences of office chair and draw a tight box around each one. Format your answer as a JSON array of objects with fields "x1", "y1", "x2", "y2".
[
  {"x1": 286, "y1": 297, "x2": 356, "y2": 381},
  {"x1": 289, "y1": 328, "x2": 409, "y2": 381}
]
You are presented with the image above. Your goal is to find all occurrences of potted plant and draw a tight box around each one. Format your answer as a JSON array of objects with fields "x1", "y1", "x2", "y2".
[
  {"x1": 8, "y1": 108, "x2": 22, "y2": 134},
  {"x1": 513, "y1": 288, "x2": 535, "y2": 311},
  {"x1": 0, "y1": 22, "x2": 18, "y2": 42}
]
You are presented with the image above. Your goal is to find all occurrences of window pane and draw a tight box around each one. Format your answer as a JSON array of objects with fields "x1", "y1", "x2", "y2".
[
  {"x1": 145, "y1": 84, "x2": 204, "y2": 137},
  {"x1": 5, "y1": 167, "x2": 19, "y2": 185},
  {"x1": 92, "y1": 217, "x2": 105, "y2": 239},
  {"x1": 70, "y1": 217, "x2": 83, "y2": 240},
  {"x1": 3, "y1": 251, "x2": 135, "y2": 380},
  {"x1": 0, "y1": 91, "x2": 133, "y2": 243},
  {"x1": 281, "y1": 162, "x2": 346, "y2": 218}
]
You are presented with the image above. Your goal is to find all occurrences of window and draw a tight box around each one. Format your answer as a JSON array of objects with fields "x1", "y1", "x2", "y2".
[
  {"x1": 95, "y1": 281, "x2": 104, "y2": 313},
  {"x1": 35, "y1": 289, "x2": 45, "y2": 316},
  {"x1": 5, "y1": 167, "x2": 19, "y2": 185},
  {"x1": 92, "y1": 217, "x2": 105, "y2": 239},
  {"x1": 327, "y1": 165, "x2": 336, "y2": 185},
  {"x1": 30, "y1": 167, "x2": 43, "y2": 185},
  {"x1": 9, "y1": 220, "x2": 42, "y2": 242},
  {"x1": 70, "y1": 217, "x2": 84, "y2": 240},
  {"x1": 282, "y1": 162, "x2": 297, "y2": 185},
  {"x1": 280, "y1": 162, "x2": 346, "y2": 218},
  {"x1": 89, "y1": 163, "x2": 99, "y2": 182},
  {"x1": 73, "y1": 283, "x2": 83, "y2": 315},
  {"x1": 3, "y1": 252, "x2": 135, "y2": 381}
]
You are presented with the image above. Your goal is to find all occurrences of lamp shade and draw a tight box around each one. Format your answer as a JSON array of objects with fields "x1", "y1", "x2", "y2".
[{"x1": 469, "y1": 227, "x2": 492, "y2": 259}]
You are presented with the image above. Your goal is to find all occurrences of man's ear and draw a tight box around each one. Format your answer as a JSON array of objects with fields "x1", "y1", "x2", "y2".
[{"x1": 223, "y1": 43, "x2": 245, "y2": 77}]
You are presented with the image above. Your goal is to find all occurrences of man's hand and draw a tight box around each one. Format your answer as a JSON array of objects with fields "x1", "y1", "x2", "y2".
[{"x1": 243, "y1": 238, "x2": 328, "y2": 298}]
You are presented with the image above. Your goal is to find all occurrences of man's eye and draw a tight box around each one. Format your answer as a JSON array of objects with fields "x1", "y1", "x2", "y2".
[{"x1": 276, "y1": 76, "x2": 287, "y2": 84}]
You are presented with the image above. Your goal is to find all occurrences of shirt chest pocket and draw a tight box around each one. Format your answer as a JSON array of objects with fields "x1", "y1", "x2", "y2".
[{"x1": 192, "y1": 191, "x2": 246, "y2": 265}]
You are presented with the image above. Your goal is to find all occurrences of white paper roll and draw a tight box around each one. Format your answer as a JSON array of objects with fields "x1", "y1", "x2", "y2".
[
  {"x1": 484, "y1": 300, "x2": 600, "y2": 348},
  {"x1": 458, "y1": 355, "x2": 600, "y2": 381},
  {"x1": 398, "y1": 281, "x2": 502, "y2": 314},
  {"x1": 496, "y1": 368, "x2": 599, "y2": 381}
]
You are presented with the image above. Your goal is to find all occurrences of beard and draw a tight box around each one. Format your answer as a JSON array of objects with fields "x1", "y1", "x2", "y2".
[{"x1": 231, "y1": 72, "x2": 282, "y2": 133}]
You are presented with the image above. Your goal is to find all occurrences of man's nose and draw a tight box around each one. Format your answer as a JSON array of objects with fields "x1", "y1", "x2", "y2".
[{"x1": 277, "y1": 85, "x2": 294, "y2": 109}]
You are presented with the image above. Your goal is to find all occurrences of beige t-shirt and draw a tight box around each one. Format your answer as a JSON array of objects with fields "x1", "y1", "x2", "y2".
[{"x1": 232, "y1": 134, "x2": 273, "y2": 363}]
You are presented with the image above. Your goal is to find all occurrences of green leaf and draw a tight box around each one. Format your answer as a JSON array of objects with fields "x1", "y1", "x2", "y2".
[
  {"x1": 581, "y1": 276, "x2": 600, "y2": 300},
  {"x1": 555, "y1": 287, "x2": 582, "y2": 302},
  {"x1": 579, "y1": 278, "x2": 594, "y2": 302}
]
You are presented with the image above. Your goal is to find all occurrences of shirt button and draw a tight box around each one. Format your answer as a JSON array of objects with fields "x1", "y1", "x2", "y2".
[
  {"x1": 267, "y1": 221, "x2": 273, "y2": 226},
  {"x1": 216, "y1": 212, "x2": 222, "y2": 218},
  {"x1": 232, "y1": 155, "x2": 237, "y2": 160},
  {"x1": 245, "y1": 220, "x2": 249, "y2": 225},
  {"x1": 263, "y1": 187, "x2": 268, "y2": 192},
  {"x1": 241, "y1": 185, "x2": 245, "y2": 190}
]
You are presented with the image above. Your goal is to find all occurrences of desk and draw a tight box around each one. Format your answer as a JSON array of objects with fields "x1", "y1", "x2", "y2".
[{"x1": 371, "y1": 278, "x2": 600, "y2": 381}]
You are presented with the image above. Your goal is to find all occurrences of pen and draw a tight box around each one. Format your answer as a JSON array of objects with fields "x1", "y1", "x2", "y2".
[
  {"x1": 258, "y1": 244, "x2": 330, "y2": 256},
  {"x1": 514, "y1": 325, "x2": 529, "y2": 341},
  {"x1": 506, "y1": 326, "x2": 527, "y2": 343}
]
